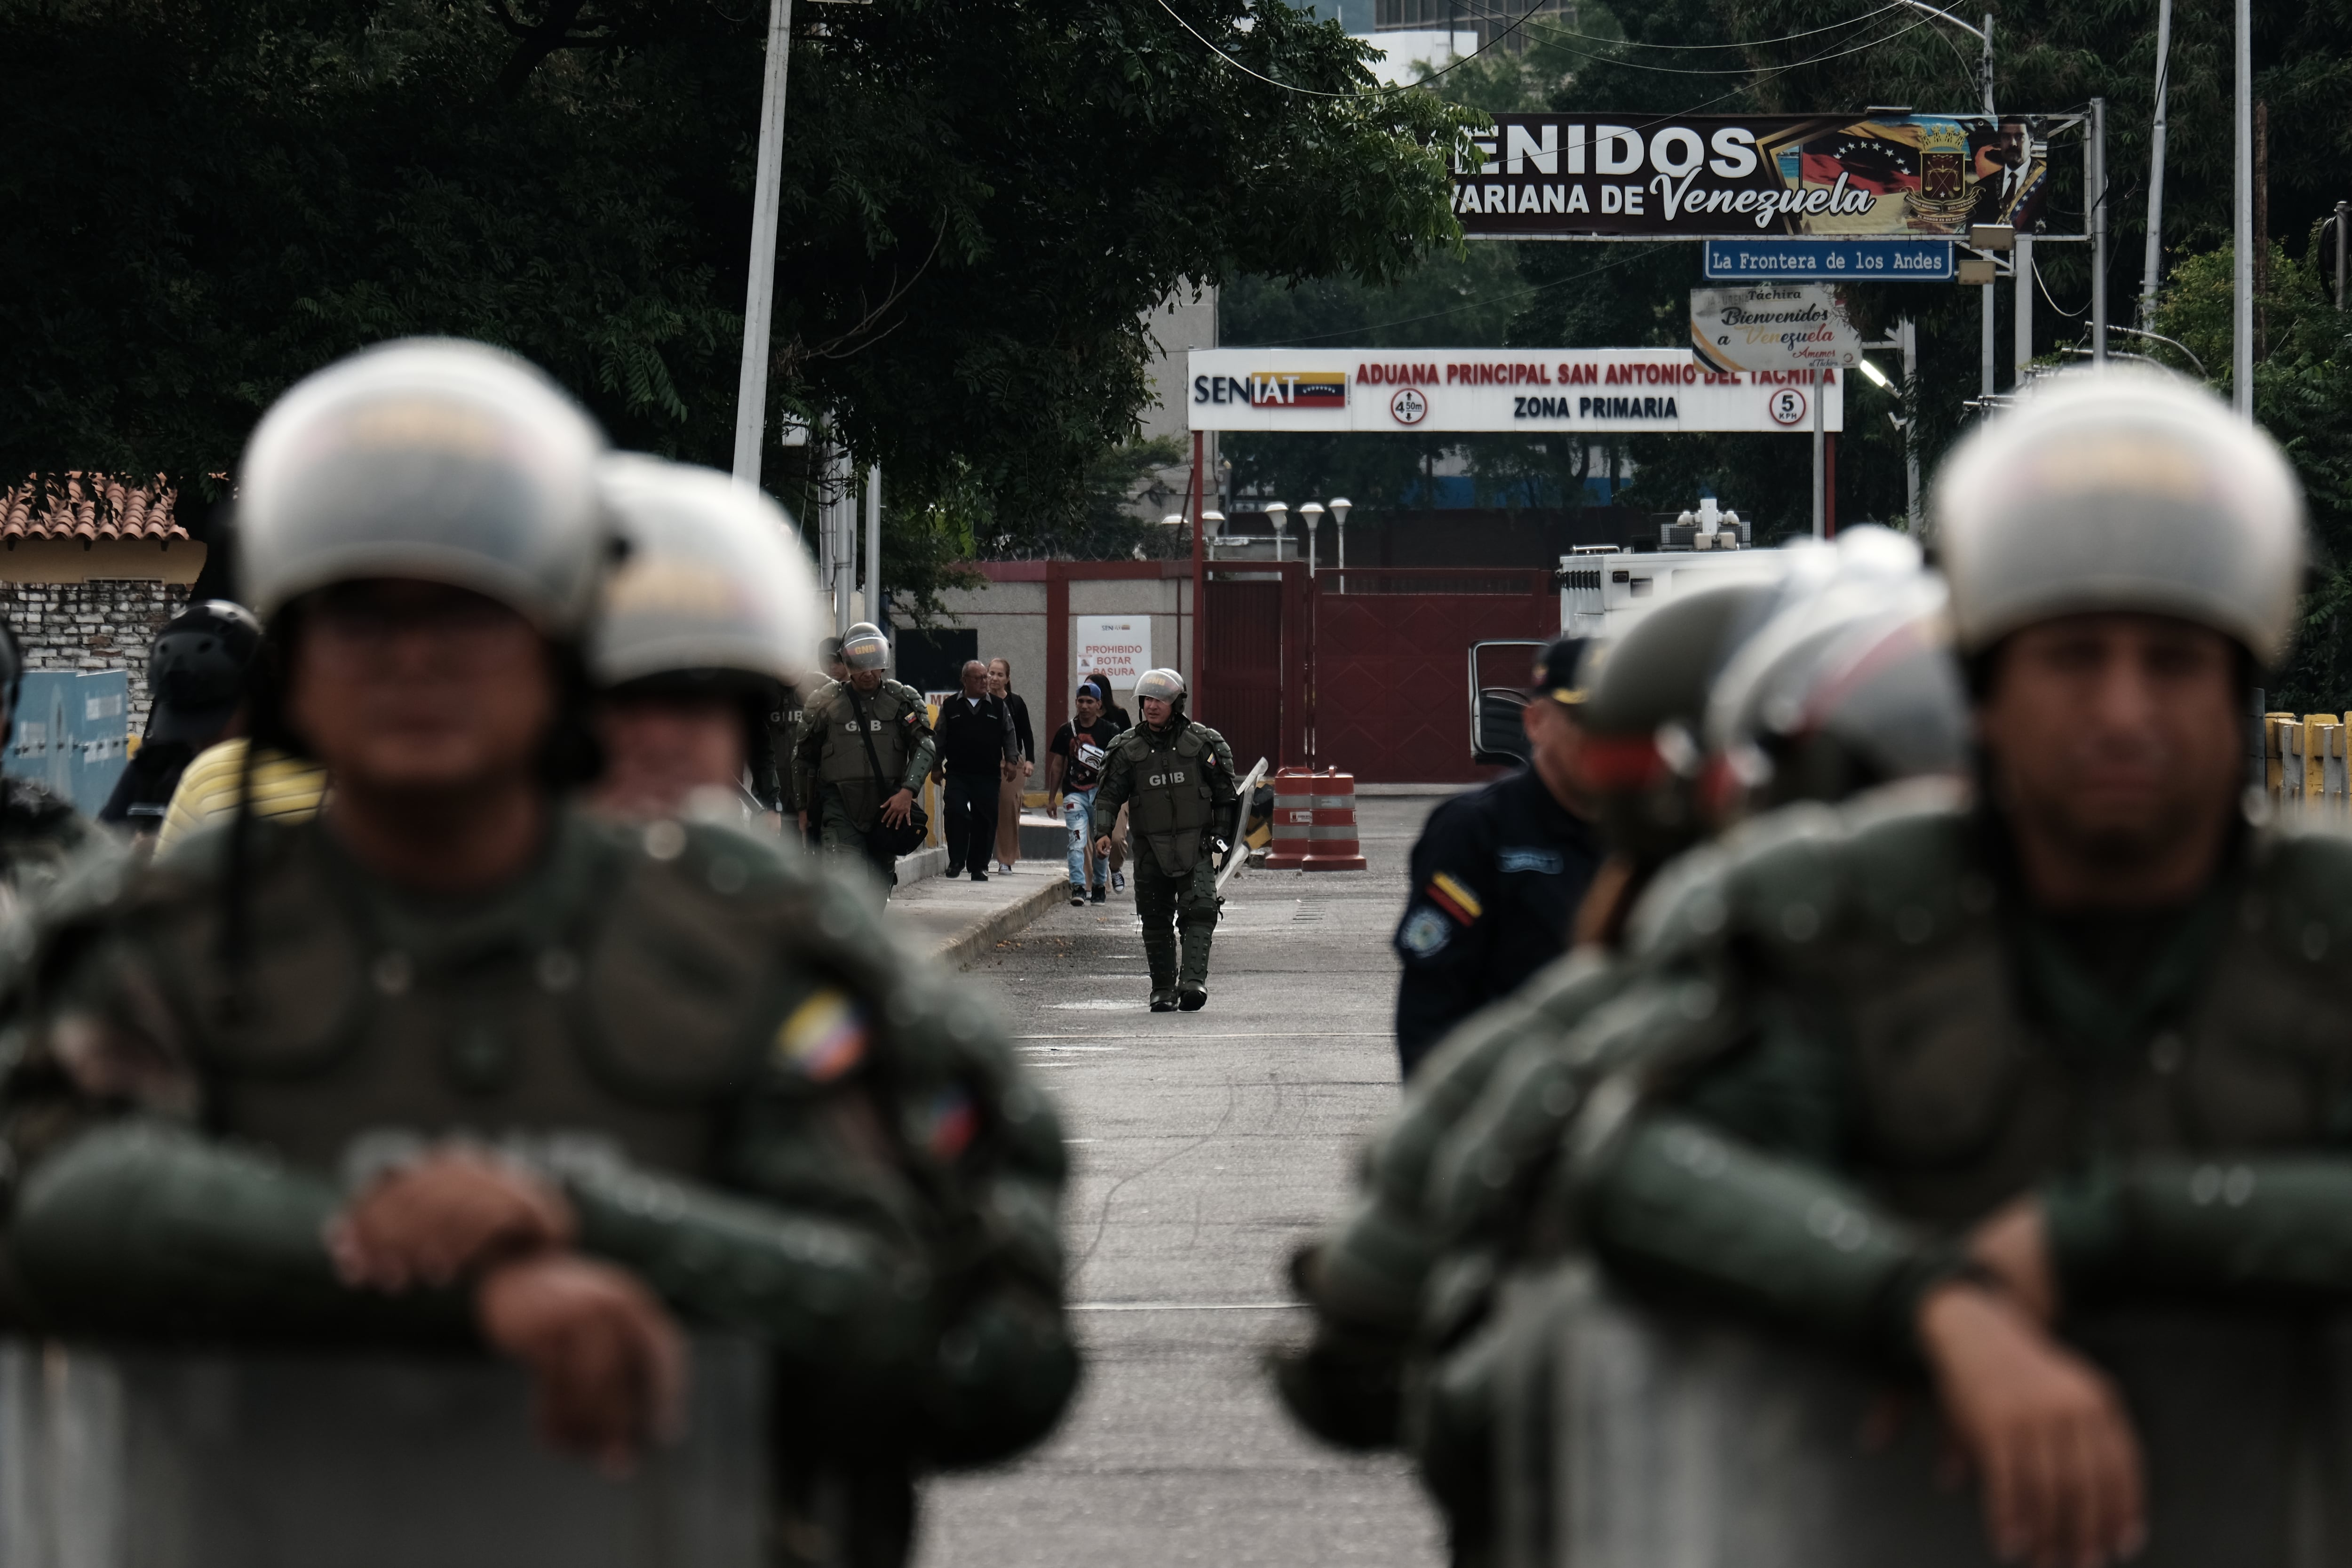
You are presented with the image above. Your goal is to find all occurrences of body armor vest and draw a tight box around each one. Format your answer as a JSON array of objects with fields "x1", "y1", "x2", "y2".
[
  {"x1": 1125, "y1": 725, "x2": 1214, "y2": 877},
  {"x1": 818, "y1": 683, "x2": 916, "y2": 832},
  {"x1": 1651, "y1": 793, "x2": 2352, "y2": 1228},
  {"x1": 140, "y1": 814, "x2": 839, "y2": 1183}
]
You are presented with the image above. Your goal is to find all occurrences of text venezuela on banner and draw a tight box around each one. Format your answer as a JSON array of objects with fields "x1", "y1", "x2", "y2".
[
  {"x1": 1186, "y1": 349, "x2": 1842, "y2": 434},
  {"x1": 1453, "y1": 113, "x2": 2062, "y2": 239}
]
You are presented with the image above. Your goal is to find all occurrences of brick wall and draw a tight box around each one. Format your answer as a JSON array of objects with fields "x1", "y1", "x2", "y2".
[{"x1": 0, "y1": 580, "x2": 191, "y2": 733}]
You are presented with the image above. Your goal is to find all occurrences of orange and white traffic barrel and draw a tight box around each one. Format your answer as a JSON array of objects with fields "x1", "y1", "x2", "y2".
[
  {"x1": 1303, "y1": 769, "x2": 1367, "y2": 872},
  {"x1": 1267, "y1": 768, "x2": 1315, "y2": 870}
]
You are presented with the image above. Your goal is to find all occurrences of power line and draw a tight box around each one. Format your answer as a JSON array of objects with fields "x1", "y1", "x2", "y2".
[
  {"x1": 1446, "y1": 0, "x2": 1907, "y2": 51},
  {"x1": 1148, "y1": 0, "x2": 1552, "y2": 97},
  {"x1": 1509, "y1": 8, "x2": 1932, "y2": 75}
]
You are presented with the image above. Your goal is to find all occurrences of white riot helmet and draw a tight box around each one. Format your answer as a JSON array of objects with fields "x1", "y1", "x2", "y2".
[
  {"x1": 591, "y1": 456, "x2": 823, "y2": 690},
  {"x1": 841, "y1": 622, "x2": 890, "y2": 672},
  {"x1": 1134, "y1": 668, "x2": 1186, "y2": 703},
  {"x1": 236, "y1": 339, "x2": 612, "y2": 634},
  {"x1": 1704, "y1": 533, "x2": 1967, "y2": 813},
  {"x1": 1931, "y1": 366, "x2": 2305, "y2": 666}
]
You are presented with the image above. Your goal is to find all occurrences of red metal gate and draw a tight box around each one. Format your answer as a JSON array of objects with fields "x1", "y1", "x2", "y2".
[
  {"x1": 1199, "y1": 564, "x2": 1556, "y2": 784},
  {"x1": 1198, "y1": 564, "x2": 1306, "y2": 773}
]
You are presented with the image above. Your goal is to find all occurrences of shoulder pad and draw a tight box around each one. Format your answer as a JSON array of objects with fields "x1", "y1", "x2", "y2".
[
  {"x1": 1626, "y1": 775, "x2": 1976, "y2": 965},
  {"x1": 1120, "y1": 731, "x2": 1152, "y2": 758},
  {"x1": 1190, "y1": 723, "x2": 1227, "y2": 747}
]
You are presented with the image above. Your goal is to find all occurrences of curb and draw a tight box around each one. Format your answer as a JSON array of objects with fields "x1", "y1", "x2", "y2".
[{"x1": 932, "y1": 877, "x2": 1068, "y2": 968}]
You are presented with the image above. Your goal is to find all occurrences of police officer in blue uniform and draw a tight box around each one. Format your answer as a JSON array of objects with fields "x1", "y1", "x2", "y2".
[{"x1": 1391, "y1": 637, "x2": 1600, "y2": 1076}]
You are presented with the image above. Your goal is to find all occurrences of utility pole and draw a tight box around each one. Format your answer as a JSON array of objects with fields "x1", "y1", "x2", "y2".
[
  {"x1": 1810, "y1": 370, "x2": 1825, "y2": 538},
  {"x1": 2014, "y1": 232, "x2": 2034, "y2": 386},
  {"x1": 1980, "y1": 13, "x2": 1997, "y2": 398},
  {"x1": 2140, "y1": 0, "x2": 2172, "y2": 329},
  {"x1": 2233, "y1": 0, "x2": 2254, "y2": 418},
  {"x1": 1900, "y1": 318, "x2": 1921, "y2": 529},
  {"x1": 864, "y1": 465, "x2": 881, "y2": 629},
  {"x1": 731, "y1": 0, "x2": 796, "y2": 485},
  {"x1": 2090, "y1": 98, "x2": 2108, "y2": 363}
]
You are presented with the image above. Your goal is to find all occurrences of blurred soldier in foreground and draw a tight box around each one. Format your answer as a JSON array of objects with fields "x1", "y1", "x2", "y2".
[
  {"x1": 0, "y1": 617, "x2": 99, "y2": 917},
  {"x1": 99, "y1": 599, "x2": 263, "y2": 838},
  {"x1": 794, "y1": 622, "x2": 934, "y2": 898},
  {"x1": 1273, "y1": 530, "x2": 1970, "y2": 1562},
  {"x1": 0, "y1": 340, "x2": 1076, "y2": 1563},
  {"x1": 588, "y1": 455, "x2": 819, "y2": 826},
  {"x1": 1392, "y1": 638, "x2": 1602, "y2": 1077},
  {"x1": 1090, "y1": 668, "x2": 1236, "y2": 1011},
  {"x1": 1527, "y1": 370, "x2": 2336, "y2": 1568}
]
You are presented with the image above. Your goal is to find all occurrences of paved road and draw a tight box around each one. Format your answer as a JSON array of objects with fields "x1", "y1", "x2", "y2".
[{"x1": 915, "y1": 795, "x2": 1449, "y2": 1568}]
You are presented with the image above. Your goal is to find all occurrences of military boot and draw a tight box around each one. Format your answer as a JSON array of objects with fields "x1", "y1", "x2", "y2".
[
  {"x1": 1150, "y1": 986, "x2": 1180, "y2": 1013},
  {"x1": 1178, "y1": 984, "x2": 1208, "y2": 1012}
]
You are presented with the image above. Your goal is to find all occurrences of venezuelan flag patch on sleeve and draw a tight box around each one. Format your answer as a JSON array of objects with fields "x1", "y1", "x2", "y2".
[
  {"x1": 774, "y1": 989, "x2": 870, "y2": 1082},
  {"x1": 1426, "y1": 872, "x2": 1484, "y2": 925},
  {"x1": 914, "y1": 1087, "x2": 980, "y2": 1161}
]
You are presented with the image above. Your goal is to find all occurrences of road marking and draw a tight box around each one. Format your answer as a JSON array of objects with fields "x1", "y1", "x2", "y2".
[
  {"x1": 1069, "y1": 1302, "x2": 1306, "y2": 1312},
  {"x1": 1045, "y1": 1000, "x2": 1146, "y2": 1011},
  {"x1": 1012, "y1": 1032, "x2": 1389, "y2": 1041}
]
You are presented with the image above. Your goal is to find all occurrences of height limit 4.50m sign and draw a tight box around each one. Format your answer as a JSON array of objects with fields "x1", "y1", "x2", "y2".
[{"x1": 1454, "y1": 113, "x2": 2066, "y2": 240}]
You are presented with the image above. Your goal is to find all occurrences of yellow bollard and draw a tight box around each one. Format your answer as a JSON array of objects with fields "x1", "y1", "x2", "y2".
[
  {"x1": 2267, "y1": 713, "x2": 2298, "y2": 798},
  {"x1": 2305, "y1": 714, "x2": 2338, "y2": 803}
]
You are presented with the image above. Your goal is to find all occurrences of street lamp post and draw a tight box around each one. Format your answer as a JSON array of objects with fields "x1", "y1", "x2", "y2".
[
  {"x1": 1329, "y1": 498, "x2": 1351, "y2": 589},
  {"x1": 1265, "y1": 501, "x2": 1289, "y2": 564},
  {"x1": 1200, "y1": 509, "x2": 1224, "y2": 561},
  {"x1": 1298, "y1": 502, "x2": 1325, "y2": 578}
]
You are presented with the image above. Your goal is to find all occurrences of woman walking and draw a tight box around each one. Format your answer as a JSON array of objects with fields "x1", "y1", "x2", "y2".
[{"x1": 989, "y1": 657, "x2": 1035, "y2": 873}]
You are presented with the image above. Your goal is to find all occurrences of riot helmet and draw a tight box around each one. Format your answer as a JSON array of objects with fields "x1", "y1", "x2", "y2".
[
  {"x1": 1574, "y1": 577, "x2": 1787, "y2": 867},
  {"x1": 235, "y1": 338, "x2": 612, "y2": 634},
  {"x1": 1703, "y1": 532, "x2": 1967, "y2": 814},
  {"x1": 146, "y1": 599, "x2": 264, "y2": 745},
  {"x1": 841, "y1": 623, "x2": 890, "y2": 673},
  {"x1": 1135, "y1": 667, "x2": 1187, "y2": 724},
  {"x1": 590, "y1": 455, "x2": 823, "y2": 693},
  {"x1": 1932, "y1": 365, "x2": 2304, "y2": 667}
]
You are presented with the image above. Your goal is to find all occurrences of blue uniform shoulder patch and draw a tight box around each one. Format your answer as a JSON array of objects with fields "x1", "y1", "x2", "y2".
[
  {"x1": 1398, "y1": 906, "x2": 1453, "y2": 958},
  {"x1": 1498, "y1": 846, "x2": 1565, "y2": 876}
]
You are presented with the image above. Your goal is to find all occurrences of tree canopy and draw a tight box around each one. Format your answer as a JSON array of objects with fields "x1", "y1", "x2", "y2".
[{"x1": 0, "y1": 0, "x2": 1474, "y2": 601}]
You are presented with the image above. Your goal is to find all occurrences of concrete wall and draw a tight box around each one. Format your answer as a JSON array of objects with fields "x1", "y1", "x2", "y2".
[{"x1": 1136, "y1": 286, "x2": 1218, "y2": 525}]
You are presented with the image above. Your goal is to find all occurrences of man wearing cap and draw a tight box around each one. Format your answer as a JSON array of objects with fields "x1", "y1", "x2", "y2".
[
  {"x1": 100, "y1": 600, "x2": 265, "y2": 839},
  {"x1": 793, "y1": 622, "x2": 935, "y2": 895},
  {"x1": 1391, "y1": 637, "x2": 1603, "y2": 1077},
  {"x1": 1090, "y1": 668, "x2": 1236, "y2": 1011},
  {"x1": 0, "y1": 341, "x2": 1075, "y2": 1560},
  {"x1": 1527, "y1": 369, "x2": 2352, "y2": 1568}
]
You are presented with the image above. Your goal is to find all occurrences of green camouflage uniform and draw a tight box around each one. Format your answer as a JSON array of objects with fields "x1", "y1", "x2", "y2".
[
  {"x1": 793, "y1": 678, "x2": 935, "y2": 891},
  {"x1": 1089, "y1": 718, "x2": 1236, "y2": 992},
  {"x1": 0, "y1": 807, "x2": 1075, "y2": 1564}
]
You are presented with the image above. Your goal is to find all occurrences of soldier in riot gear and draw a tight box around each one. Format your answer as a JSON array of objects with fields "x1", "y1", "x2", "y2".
[
  {"x1": 100, "y1": 599, "x2": 264, "y2": 837},
  {"x1": 1274, "y1": 531, "x2": 1973, "y2": 1563},
  {"x1": 588, "y1": 455, "x2": 822, "y2": 825},
  {"x1": 792, "y1": 622, "x2": 934, "y2": 896},
  {"x1": 0, "y1": 339, "x2": 1076, "y2": 1564},
  {"x1": 1474, "y1": 368, "x2": 2352, "y2": 1568},
  {"x1": 1089, "y1": 668, "x2": 1236, "y2": 1011}
]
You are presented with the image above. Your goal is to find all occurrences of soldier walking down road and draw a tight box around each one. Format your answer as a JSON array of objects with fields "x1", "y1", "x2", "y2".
[
  {"x1": 1090, "y1": 668, "x2": 1236, "y2": 1012},
  {"x1": 0, "y1": 340, "x2": 1077, "y2": 1565},
  {"x1": 588, "y1": 455, "x2": 821, "y2": 826},
  {"x1": 793, "y1": 621, "x2": 935, "y2": 899}
]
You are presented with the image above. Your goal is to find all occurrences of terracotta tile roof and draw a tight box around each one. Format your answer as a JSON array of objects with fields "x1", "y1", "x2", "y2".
[{"x1": 0, "y1": 473, "x2": 188, "y2": 544}]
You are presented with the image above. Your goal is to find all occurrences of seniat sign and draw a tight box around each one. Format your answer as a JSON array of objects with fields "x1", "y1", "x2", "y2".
[{"x1": 1186, "y1": 349, "x2": 1842, "y2": 434}]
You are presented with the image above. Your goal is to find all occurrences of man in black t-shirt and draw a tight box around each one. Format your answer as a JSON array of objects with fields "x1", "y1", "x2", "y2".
[{"x1": 1046, "y1": 682, "x2": 1122, "y2": 906}]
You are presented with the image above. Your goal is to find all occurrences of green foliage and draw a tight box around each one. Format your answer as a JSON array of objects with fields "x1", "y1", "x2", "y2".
[
  {"x1": 0, "y1": 0, "x2": 1476, "y2": 557},
  {"x1": 2152, "y1": 239, "x2": 2352, "y2": 708}
]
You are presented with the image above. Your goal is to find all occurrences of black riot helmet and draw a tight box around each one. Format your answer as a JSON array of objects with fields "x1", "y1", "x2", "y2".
[{"x1": 146, "y1": 599, "x2": 264, "y2": 745}]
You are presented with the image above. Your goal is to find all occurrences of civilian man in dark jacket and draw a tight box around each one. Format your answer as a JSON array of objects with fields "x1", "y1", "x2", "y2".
[
  {"x1": 1392, "y1": 637, "x2": 1601, "y2": 1076},
  {"x1": 936, "y1": 658, "x2": 1016, "y2": 881}
]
